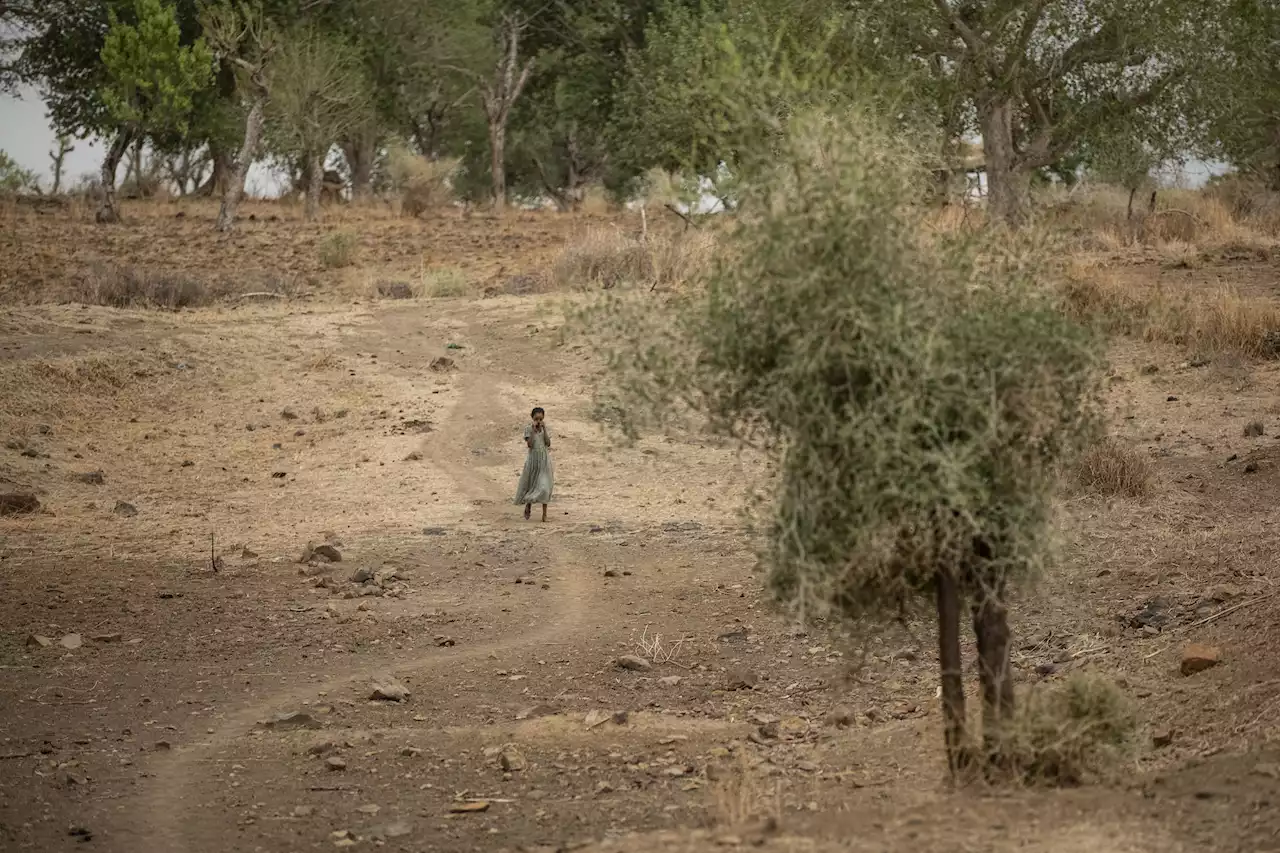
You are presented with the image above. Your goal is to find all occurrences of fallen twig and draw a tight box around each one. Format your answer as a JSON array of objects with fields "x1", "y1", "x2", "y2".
[{"x1": 0, "y1": 752, "x2": 34, "y2": 760}]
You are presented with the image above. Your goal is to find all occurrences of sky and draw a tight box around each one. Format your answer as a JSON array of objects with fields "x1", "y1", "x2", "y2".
[{"x1": 2, "y1": 87, "x2": 1228, "y2": 195}]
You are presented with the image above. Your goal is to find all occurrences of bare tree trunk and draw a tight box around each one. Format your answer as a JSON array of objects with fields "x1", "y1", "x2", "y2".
[
  {"x1": 490, "y1": 123, "x2": 508, "y2": 212},
  {"x1": 972, "y1": 573, "x2": 1015, "y2": 764},
  {"x1": 199, "y1": 148, "x2": 234, "y2": 197},
  {"x1": 482, "y1": 13, "x2": 534, "y2": 213},
  {"x1": 1126, "y1": 186, "x2": 1137, "y2": 221},
  {"x1": 936, "y1": 568, "x2": 969, "y2": 778},
  {"x1": 49, "y1": 136, "x2": 73, "y2": 195},
  {"x1": 979, "y1": 97, "x2": 1029, "y2": 226},
  {"x1": 342, "y1": 131, "x2": 378, "y2": 203},
  {"x1": 216, "y1": 97, "x2": 265, "y2": 233},
  {"x1": 304, "y1": 150, "x2": 323, "y2": 222},
  {"x1": 96, "y1": 132, "x2": 131, "y2": 224}
]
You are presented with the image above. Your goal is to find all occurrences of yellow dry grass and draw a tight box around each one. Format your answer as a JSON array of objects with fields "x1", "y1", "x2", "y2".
[{"x1": 1073, "y1": 439, "x2": 1156, "y2": 499}]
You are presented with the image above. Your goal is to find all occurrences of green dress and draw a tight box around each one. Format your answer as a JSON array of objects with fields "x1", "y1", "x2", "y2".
[{"x1": 514, "y1": 423, "x2": 554, "y2": 505}]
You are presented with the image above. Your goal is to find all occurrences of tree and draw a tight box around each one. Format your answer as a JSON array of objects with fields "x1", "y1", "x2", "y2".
[
  {"x1": 48, "y1": 135, "x2": 75, "y2": 194},
  {"x1": 202, "y1": 0, "x2": 277, "y2": 231},
  {"x1": 264, "y1": 25, "x2": 371, "y2": 221},
  {"x1": 583, "y1": 108, "x2": 1103, "y2": 775},
  {"x1": 96, "y1": 0, "x2": 214, "y2": 221},
  {"x1": 475, "y1": 11, "x2": 534, "y2": 211},
  {"x1": 1201, "y1": 0, "x2": 1280, "y2": 188},
  {"x1": 854, "y1": 0, "x2": 1228, "y2": 224},
  {"x1": 0, "y1": 150, "x2": 39, "y2": 194}
]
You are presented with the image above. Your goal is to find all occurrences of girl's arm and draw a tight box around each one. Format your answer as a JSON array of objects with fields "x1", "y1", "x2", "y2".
[
  {"x1": 524, "y1": 425, "x2": 533, "y2": 449},
  {"x1": 543, "y1": 425, "x2": 551, "y2": 448}
]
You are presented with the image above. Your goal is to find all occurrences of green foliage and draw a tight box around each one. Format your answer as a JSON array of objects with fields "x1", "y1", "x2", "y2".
[
  {"x1": 99, "y1": 0, "x2": 214, "y2": 140},
  {"x1": 583, "y1": 108, "x2": 1104, "y2": 623},
  {"x1": 264, "y1": 25, "x2": 373, "y2": 164},
  {"x1": 0, "y1": 151, "x2": 40, "y2": 194},
  {"x1": 1199, "y1": 0, "x2": 1280, "y2": 185}
]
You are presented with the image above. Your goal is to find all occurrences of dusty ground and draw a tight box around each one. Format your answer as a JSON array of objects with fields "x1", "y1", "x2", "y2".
[{"x1": 2, "y1": 201, "x2": 1280, "y2": 853}]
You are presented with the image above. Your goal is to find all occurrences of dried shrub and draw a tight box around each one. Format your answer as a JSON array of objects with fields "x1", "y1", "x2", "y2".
[
  {"x1": 1074, "y1": 439, "x2": 1154, "y2": 498},
  {"x1": 76, "y1": 264, "x2": 212, "y2": 309},
  {"x1": 386, "y1": 144, "x2": 458, "y2": 217},
  {"x1": 423, "y1": 267, "x2": 469, "y2": 298},
  {"x1": 997, "y1": 674, "x2": 1139, "y2": 786},
  {"x1": 318, "y1": 232, "x2": 359, "y2": 269},
  {"x1": 552, "y1": 228, "x2": 714, "y2": 291}
]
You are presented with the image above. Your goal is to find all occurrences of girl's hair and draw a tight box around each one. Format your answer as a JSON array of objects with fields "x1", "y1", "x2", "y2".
[{"x1": 531, "y1": 406, "x2": 545, "y2": 418}]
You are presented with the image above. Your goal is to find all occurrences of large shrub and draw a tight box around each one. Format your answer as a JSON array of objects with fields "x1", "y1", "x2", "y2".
[{"x1": 584, "y1": 108, "x2": 1105, "y2": 774}]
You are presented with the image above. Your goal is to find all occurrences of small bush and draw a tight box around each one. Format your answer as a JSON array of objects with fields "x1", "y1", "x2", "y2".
[
  {"x1": 318, "y1": 232, "x2": 360, "y2": 269},
  {"x1": 552, "y1": 228, "x2": 714, "y2": 291},
  {"x1": 423, "y1": 268, "x2": 469, "y2": 298},
  {"x1": 386, "y1": 144, "x2": 458, "y2": 217},
  {"x1": 1074, "y1": 439, "x2": 1154, "y2": 498},
  {"x1": 997, "y1": 674, "x2": 1139, "y2": 786},
  {"x1": 77, "y1": 264, "x2": 211, "y2": 309}
]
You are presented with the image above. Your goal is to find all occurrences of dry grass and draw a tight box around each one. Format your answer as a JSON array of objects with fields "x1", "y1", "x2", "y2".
[
  {"x1": 76, "y1": 264, "x2": 214, "y2": 310},
  {"x1": 423, "y1": 267, "x2": 469, "y2": 298},
  {"x1": 551, "y1": 227, "x2": 715, "y2": 291},
  {"x1": 1073, "y1": 439, "x2": 1155, "y2": 498},
  {"x1": 996, "y1": 673, "x2": 1140, "y2": 786},
  {"x1": 710, "y1": 752, "x2": 781, "y2": 829},
  {"x1": 0, "y1": 352, "x2": 152, "y2": 437},
  {"x1": 386, "y1": 147, "x2": 459, "y2": 218},
  {"x1": 1062, "y1": 265, "x2": 1280, "y2": 359},
  {"x1": 318, "y1": 232, "x2": 360, "y2": 269}
]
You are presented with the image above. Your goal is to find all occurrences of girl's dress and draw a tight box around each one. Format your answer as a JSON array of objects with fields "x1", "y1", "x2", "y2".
[{"x1": 514, "y1": 423, "x2": 554, "y2": 505}]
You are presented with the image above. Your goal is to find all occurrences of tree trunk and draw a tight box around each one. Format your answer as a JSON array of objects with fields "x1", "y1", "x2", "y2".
[
  {"x1": 304, "y1": 150, "x2": 323, "y2": 222},
  {"x1": 936, "y1": 568, "x2": 969, "y2": 778},
  {"x1": 198, "y1": 148, "x2": 234, "y2": 197},
  {"x1": 216, "y1": 97, "x2": 265, "y2": 233},
  {"x1": 490, "y1": 122, "x2": 507, "y2": 212},
  {"x1": 96, "y1": 132, "x2": 131, "y2": 224},
  {"x1": 1126, "y1": 186, "x2": 1137, "y2": 221},
  {"x1": 979, "y1": 97, "x2": 1029, "y2": 226},
  {"x1": 342, "y1": 133, "x2": 377, "y2": 203},
  {"x1": 972, "y1": 574, "x2": 1015, "y2": 764}
]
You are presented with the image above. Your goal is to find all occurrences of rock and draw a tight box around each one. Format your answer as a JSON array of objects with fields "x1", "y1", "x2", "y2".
[
  {"x1": 281, "y1": 408, "x2": 298, "y2": 420},
  {"x1": 435, "y1": 636, "x2": 456, "y2": 647},
  {"x1": 1152, "y1": 729, "x2": 1175, "y2": 748},
  {"x1": 68, "y1": 826, "x2": 93, "y2": 843},
  {"x1": 60, "y1": 634, "x2": 83, "y2": 650},
  {"x1": 1200, "y1": 583, "x2": 1241, "y2": 604},
  {"x1": 370, "y1": 677, "x2": 410, "y2": 702},
  {"x1": 292, "y1": 805, "x2": 315, "y2": 818},
  {"x1": 401, "y1": 746, "x2": 422, "y2": 758},
  {"x1": 307, "y1": 740, "x2": 337, "y2": 756},
  {"x1": 724, "y1": 669, "x2": 758, "y2": 691},
  {"x1": 429, "y1": 356, "x2": 456, "y2": 372},
  {"x1": 499, "y1": 746, "x2": 527, "y2": 772},
  {"x1": 373, "y1": 568, "x2": 399, "y2": 587},
  {"x1": 377, "y1": 281, "x2": 415, "y2": 299},
  {"x1": 616, "y1": 655, "x2": 652, "y2": 672},
  {"x1": 91, "y1": 633, "x2": 123, "y2": 644},
  {"x1": 612, "y1": 711, "x2": 630, "y2": 725},
  {"x1": 356, "y1": 804, "x2": 380, "y2": 815},
  {"x1": 422, "y1": 527, "x2": 447, "y2": 536},
  {"x1": 824, "y1": 707, "x2": 855, "y2": 728},
  {"x1": 25, "y1": 634, "x2": 53, "y2": 648},
  {"x1": 1035, "y1": 662, "x2": 1059, "y2": 677},
  {"x1": 373, "y1": 820, "x2": 413, "y2": 840},
  {"x1": 112, "y1": 501, "x2": 138, "y2": 517},
  {"x1": 596, "y1": 780, "x2": 615, "y2": 794},
  {"x1": 325, "y1": 756, "x2": 347, "y2": 771},
  {"x1": 256, "y1": 711, "x2": 323, "y2": 731},
  {"x1": 1180, "y1": 644, "x2": 1222, "y2": 676},
  {"x1": 313, "y1": 544, "x2": 342, "y2": 563},
  {"x1": 515, "y1": 703, "x2": 559, "y2": 720},
  {"x1": 449, "y1": 801, "x2": 490, "y2": 814},
  {"x1": 584, "y1": 709, "x2": 611, "y2": 729},
  {"x1": 1245, "y1": 461, "x2": 1260, "y2": 474},
  {"x1": 76, "y1": 471, "x2": 105, "y2": 485},
  {"x1": 241, "y1": 547, "x2": 259, "y2": 559},
  {"x1": 350, "y1": 568, "x2": 375, "y2": 583},
  {"x1": 658, "y1": 676, "x2": 683, "y2": 687},
  {"x1": 0, "y1": 493, "x2": 41, "y2": 516},
  {"x1": 1244, "y1": 421, "x2": 1266, "y2": 437},
  {"x1": 332, "y1": 829, "x2": 357, "y2": 847},
  {"x1": 1129, "y1": 598, "x2": 1171, "y2": 630},
  {"x1": 603, "y1": 569, "x2": 619, "y2": 578},
  {"x1": 154, "y1": 740, "x2": 171, "y2": 751}
]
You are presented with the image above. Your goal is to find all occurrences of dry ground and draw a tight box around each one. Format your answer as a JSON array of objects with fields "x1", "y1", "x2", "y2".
[{"x1": 2, "y1": 199, "x2": 1280, "y2": 853}]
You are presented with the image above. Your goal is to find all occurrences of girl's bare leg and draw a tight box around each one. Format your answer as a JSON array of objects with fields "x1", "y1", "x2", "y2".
[
  {"x1": 524, "y1": 503, "x2": 532, "y2": 520},
  {"x1": 541, "y1": 504, "x2": 548, "y2": 522}
]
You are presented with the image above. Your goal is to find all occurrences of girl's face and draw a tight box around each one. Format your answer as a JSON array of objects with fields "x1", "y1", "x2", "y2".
[{"x1": 532, "y1": 411, "x2": 545, "y2": 425}]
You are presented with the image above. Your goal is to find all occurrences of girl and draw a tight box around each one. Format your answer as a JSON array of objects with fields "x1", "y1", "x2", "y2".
[{"x1": 514, "y1": 406, "x2": 554, "y2": 521}]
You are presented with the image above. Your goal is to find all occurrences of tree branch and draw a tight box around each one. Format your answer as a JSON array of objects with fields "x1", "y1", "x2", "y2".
[{"x1": 931, "y1": 0, "x2": 986, "y2": 54}]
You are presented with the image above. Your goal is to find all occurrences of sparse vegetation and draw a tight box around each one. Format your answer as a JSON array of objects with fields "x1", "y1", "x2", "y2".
[
  {"x1": 1074, "y1": 440, "x2": 1155, "y2": 499},
  {"x1": 423, "y1": 267, "x2": 469, "y2": 298},
  {"x1": 76, "y1": 264, "x2": 213, "y2": 309},
  {"x1": 552, "y1": 228, "x2": 715, "y2": 291},
  {"x1": 318, "y1": 232, "x2": 360, "y2": 269}
]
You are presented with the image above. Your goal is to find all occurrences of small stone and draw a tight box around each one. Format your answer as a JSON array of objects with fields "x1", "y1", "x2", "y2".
[
  {"x1": 281, "y1": 408, "x2": 298, "y2": 420},
  {"x1": 1035, "y1": 662, "x2": 1059, "y2": 677},
  {"x1": 256, "y1": 711, "x2": 322, "y2": 731},
  {"x1": 584, "y1": 709, "x2": 610, "y2": 729},
  {"x1": 350, "y1": 568, "x2": 375, "y2": 584},
  {"x1": 0, "y1": 493, "x2": 41, "y2": 516},
  {"x1": 325, "y1": 756, "x2": 347, "y2": 771},
  {"x1": 76, "y1": 471, "x2": 105, "y2": 485},
  {"x1": 112, "y1": 501, "x2": 138, "y2": 517},
  {"x1": 60, "y1": 634, "x2": 83, "y2": 650},
  {"x1": 25, "y1": 634, "x2": 53, "y2": 648},
  {"x1": 724, "y1": 669, "x2": 758, "y2": 691},
  {"x1": 356, "y1": 804, "x2": 380, "y2": 815},
  {"x1": 596, "y1": 780, "x2": 615, "y2": 794},
  {"x1": 603, "y1": 569, "x2": 619, "y2": 578},
  {"x1": 796, "y1": 760, "x2": 819, "y2": 772},
  {"x1": 400, "y1": 746, "x2": 422, "y2": 758},
  {"x1": 313, "y1": 544, "x2": 342, "y2": 563},
  {"x1": 292, "y1": 805, "x2": 315, "y2": 818},
  {"x1": 370, "y1": 677, "x2": 410, "y2": 702},
  {"x1": 307, "y1": 740, "x2": 337, "y2": 756},
  {"x1": 429, "y1": 357, "x2": 456, "y2": 373},
  {"x1": 1244, "y1": 421, "x2": 1266, "y2": 437},
  {"x1": 825, "y1": 707, "x2": 855, "y2": 728},
  {"x1": 515, "y1": 704, "x2": 558, "y2": 720},
  {"x1": 1152, "y1": 730, "x2": 1175, "y2": 748},
  {"x1": 616, "y1": 655, "x2": 652, "y2": 672},
  {"x1": 499, "y1": 746, "x2": 527, "y2": 772},
  {"x1": 611, "y1": 710, "x2": 630, "y2": 725},
  {"x1": 241, "y1": 547, "x2": 259, "y2": 559},
  {"x1": 448, "y1": 801, "x2": 489, "y2": 813},
  {"x1": 1245, "y1": 461, "x2": 1260, "y2": 474},
  {"x1": 375, "y1": 820, "x2": 412, "y2": 840},
  {"x1": 1180, "y1": 644, "x2": 1221, "y2": 676},
  {"x1": 658, "y1": 676, "x2": 682, "y2": 687},
  {"x1": 154, "y1": 740, "x2": 172, "y2": 751},
  {"x1": 91, "y1": 633, "x2": 123, "y2": 644},
  {"x1": 435, "y1": 636, "x2": 456, "y2": 647}
]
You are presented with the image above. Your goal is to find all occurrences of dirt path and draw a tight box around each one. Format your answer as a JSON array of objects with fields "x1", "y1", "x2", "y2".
[{"x1": 4, "y1": 295, "x2": 1280, "y2": 853}]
